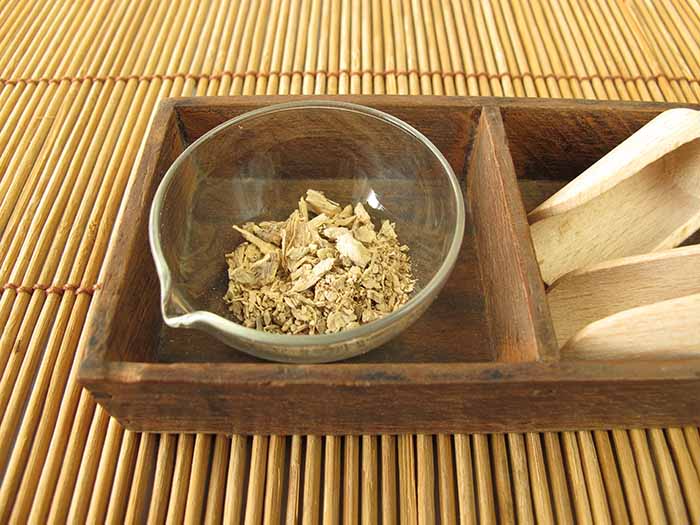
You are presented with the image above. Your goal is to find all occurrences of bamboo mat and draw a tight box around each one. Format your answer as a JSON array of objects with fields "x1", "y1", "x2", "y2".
[{"x1": 0, "y1": 0, "x2": 700, "y2": 523}]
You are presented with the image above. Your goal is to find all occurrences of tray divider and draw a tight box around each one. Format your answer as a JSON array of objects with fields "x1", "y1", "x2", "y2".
[{"x1": 466, "y1": 106, "x2": 558, "y2": 362}]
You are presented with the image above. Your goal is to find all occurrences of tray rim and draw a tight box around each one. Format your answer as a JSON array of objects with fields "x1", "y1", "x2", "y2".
[{"x1": 79, "y1": 94, "x2": 700, "y2": 433}]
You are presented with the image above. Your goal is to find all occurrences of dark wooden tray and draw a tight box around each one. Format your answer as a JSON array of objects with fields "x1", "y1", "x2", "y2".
[{"x1": 79, "y1": 96, "x2": 700, "y2": 434}]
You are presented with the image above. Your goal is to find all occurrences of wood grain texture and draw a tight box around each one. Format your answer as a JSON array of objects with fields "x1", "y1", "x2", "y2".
[
  {"x1": 529, "y1": 108, "x2": 700, "y2": 284},
  {"x1": 79, "y1": 95, "x2": 700, "y2": 434},
  {"x1": 548, "y1": 245, "x2": 700, "y2": 348},
  {"x1": 563, "y1": 293, "x2": 700, "y2": 360}
]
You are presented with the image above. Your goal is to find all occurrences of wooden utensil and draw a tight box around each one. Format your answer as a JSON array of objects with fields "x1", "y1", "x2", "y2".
[
  {"x1": 562, "y1": 293, "x2": 700, "y2": 360},
  {"x1": 547, "y1": 245, "x2": 700, "y2": 348},
  {"x1": 528, "y1": 108, "x2": 700, "y2": 285}
]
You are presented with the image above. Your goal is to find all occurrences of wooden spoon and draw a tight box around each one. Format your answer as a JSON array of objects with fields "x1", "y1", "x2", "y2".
[
  {"x1": 528, "y1": 108, "x2": 700, "y2": 285},
  {"x1": 561, "y1": 293, "x2": 700, "y2": 360},
  {"x1": 547, "y1": 245, "x2": 700, "y2": 348}
]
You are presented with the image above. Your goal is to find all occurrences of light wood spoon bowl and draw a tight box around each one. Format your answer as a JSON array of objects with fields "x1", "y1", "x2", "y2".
[{"x1": 529, "y1": 108, "x2": 700, "y2": 285}]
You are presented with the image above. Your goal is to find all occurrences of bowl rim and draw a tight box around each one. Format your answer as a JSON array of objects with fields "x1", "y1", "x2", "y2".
[{"x1": 148, "y1": 99, "x2": 465, "y2": 349}]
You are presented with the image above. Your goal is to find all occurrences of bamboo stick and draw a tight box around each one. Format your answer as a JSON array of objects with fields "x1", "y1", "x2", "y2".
[
  {"x1": 257, "y1": 0, "x2": 285, "y2": 95},
  {"x1": 629, "y1": 429, "x2": 668, "y2": 524},
  {"x1": 201, "y1": 0, "x2": 240, "y2": 97},
  {"x1": 508, "y1": 433, "x2": 536, "y2": 524},
  {"x1": 437, "y1": 0, "x2": 469, "y2": 95},
  {"x1": 224, "y1": 436, "x2": 249, "y2": 524},
  {"x1": 453, "y1": 434, "x2": 477, "y2": 525},
  {"x1": 244, "y1": 0, "x2": 277, "y2": 95},
  {"x1": 400, "y1": 0, "x2": 421, "y2": 94},
  {"x1": 390, "y1": 0, "x2": 410, "y2": 95},
  {"x1": 370, "y1": 0, "x2": 386, "y2": 94},
  {"x1": 469, "y1": 0, "x2": 509, "y2": 96},
  {"x1": 339, "y1": 0, "x2": 352, "y2": 94},
  {"x1": 435, "y1": 435, "x2": 457, "y2": 524},
  {"x1": 585, "y1": 0, "x2": 645, "y2": 100},
  {"x1": 84, "y1": 417, "x2": 125, "y2": 524},
  {"x1": 184, "y1": 434, "x2": 214, "y2": 524},
  {"x1": 230, "y1": 0, "x2": 263, "y2": 96},
  {"x1": 485, "y1": 0, "x2": 529, "y2": 97},
  {"x1": 350, "y1": 0, "x2": 362, "y2": 95},
  {"x1": 592, "y1": 431, "x2": 631, "y2": 525},
  {"x1": 610, "y1": 430, "x2": 650, "y2": 525},
  {"x1": 278, "y1": 0, "x2": 302, "y2": 95},
  {"x1": 416, "y1": 435, "x2": 435, "y2": 524},
  {"x1": 313, "y1": 0, "x2": 332, "y2": 95},
  {"x1": 302, "y1": 0, "x2": 323, "y2": 95},
  {"x1": 0, "y1": 0, "x2": 154, "y2": 443},
  {"x1": 146, "y1": 433, "x2": 177, "y2": 525},
  {"x1": 648, "y1": 429, "x2": 689, "y2": 525},
  {"x1": 615, "y1": 0, "x2": 677, "y2": 102},
  {"x1": 560, "y1": 0, "x2": 617, "y2": 99},
  {"x1": 543, "y1": 433, "x2": 575, "y2": 524},
  {"x1": 94, "y1": 428, "x2": 157, "y2": 525},
  {"x1": 381, "y1": 435, "x2": 398, "y2": 525},
  {"x1": 659, "y1": 2, "x2": 700, "y2": 87},
  {"x1": 427, "y1": 0, "x2": 456, "y2": 95},
  {"x1": 473, "y1": 434, "x2": 497, "y2": 524},
  {"x1": 665, "y1": 428, "x2": 700, "y2": 523},
  {"x1": 458, "y1": 0, "x2": 492, "y2": 95},
  {"x1": 633, "y1": 1, "x2": 700, "y2": 102},
  {"x1": 303, "y1": 435, "x2": 322, "y2": 525},
  {"x1": 244, "y1": 435, "x2": 269, "y2": 525},
  {"x1": 408, "y1": 0, "x2": 434, "y2": 95},
  {"x1": 683, "y1": 427, "x2": 700, "y2": 476},
  {"x1": 362, "y1": 435, "x2": 379, "y2": 524},
  {"x1": 63, "y1": 407, "x2": 110, "y2": 523},
  {"x1": 218, "y1": 0, "x2": 251, "y2": 95},
  {"x1": 104, "y1": 430, "x2": 140, "y2": 525},
  {"x1": 0, "y1": 1, "x2": 202, "y2": 518},
  {"x1": 344, "y1": 435, "x2": 360, "y2": 525},
  {"x1": 203, "y1": 436, "x2": 229, "y2": 524},
  {"x1": 561, "y1": 432, "x2": 594, "y2": 524},
  {"x1": 262, "y1": 436, "x2": 286, "y2": 525},
  {"x1": 289, "y1": 0, "x2": 313, "y2": 95},
  {"x1": 398, "y1": 435, "x2": 418, "y2": 525},
  {"x1": 525, "y1": 433, "x2": 555, "y2": 524},
  {"x1": 165, "y1": 434, "x2": 196, "y2": 524},
  {"x1": 380, "y1": 0, "x2": 399, "y2": 95},
  {"x1": 326, "y1": 0, "x2": 342, "y2": 95},
  {"x1": 509, "y1": 0, "x2": 560, "y2": 98},
  {"x1": 600, "y1": 0, "x2": 667, "y2": 101},
  {"x1": 361, "y1": 0, "x2": 373, "y2": 94},
  {"x1": 567, "y1": 0, "x2": 626, "y2": 99},
  {"x1": 285, "y1": 436, "x2": 303, "y2": 524},
  {"x1": 576, "y1": 431, "x2": 613, "y2": 524},
  {"x1": 491, "y1": 434, "x2": 515, "y2": 523},
  {"x1": 323, "y1": 436, "x2": 341, "y2": 524}
]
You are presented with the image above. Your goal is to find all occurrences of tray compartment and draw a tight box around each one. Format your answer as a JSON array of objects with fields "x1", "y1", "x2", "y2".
[{"x1": 79, "y1": 96, "x2": 700, "y2": 434}]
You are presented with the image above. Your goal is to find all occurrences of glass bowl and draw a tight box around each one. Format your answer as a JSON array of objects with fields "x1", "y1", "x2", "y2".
[{"x1": 149, "y1": 100, "x2": 465, "y2": 363}]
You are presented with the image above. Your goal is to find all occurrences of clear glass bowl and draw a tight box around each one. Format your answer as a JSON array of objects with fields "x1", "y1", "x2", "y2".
[{"x1": 149, "y1": 100, "x2": 465, "y2": 363}]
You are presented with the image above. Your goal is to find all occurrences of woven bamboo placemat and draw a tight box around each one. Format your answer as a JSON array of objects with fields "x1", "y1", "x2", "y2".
[{"x1": 0, "y1": 0, "x2": 699, "y2": 522}]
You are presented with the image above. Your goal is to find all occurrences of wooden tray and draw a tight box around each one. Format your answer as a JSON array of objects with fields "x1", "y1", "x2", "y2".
[{"x1": 78, "y1": 96, "x2": 700, "y2": 434}]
